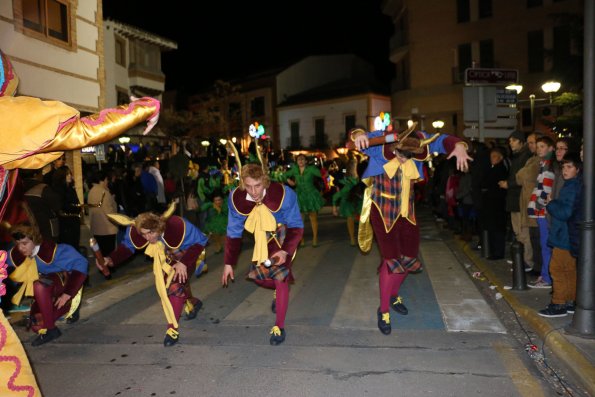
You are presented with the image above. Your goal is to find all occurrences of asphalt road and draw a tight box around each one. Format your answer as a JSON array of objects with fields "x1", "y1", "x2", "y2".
[{"x1": 12, "y1": 206, "x2": 576, "y2": 397}]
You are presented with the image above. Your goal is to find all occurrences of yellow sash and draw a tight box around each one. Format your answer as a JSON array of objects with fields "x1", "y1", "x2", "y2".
[
  {"x1": 9, "y1": 256, "x2": 38, "y2": 305},
  {"x1": 144, "y1": 241, "x2": 177, "y2": 328},
  {"x1": 382, "y1": 158, "x2": 420, "y2": 219},
  {"x1": 244, "y1": 202, "x2": 277, "y2": 263}
]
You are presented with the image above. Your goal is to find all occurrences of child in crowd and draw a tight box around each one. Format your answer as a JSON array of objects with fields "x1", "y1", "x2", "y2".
[{"x1": 538, "y1": 153, "x2": 582, "y2": 317}]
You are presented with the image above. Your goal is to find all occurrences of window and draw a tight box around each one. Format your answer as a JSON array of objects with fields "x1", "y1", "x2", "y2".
[
  {"x1": 458, "y1": 43, "x2": 472, "y2": 71},
  {"x1": 457, "y1": 0, "x2": 470, "y2": 23},
  {"x1": 117, "y1": 90, "x2": 129, "y2": 106},
  {"x1": 251, "y1": 96, "x2": 265, "y2": 118},
  {"x1": 290, "y1": 121, "x2": 300, "y2": 148},
  {"x1": 527, "y1": 30, "x2": 544, "y2": 73},
  {"x1": 478, "y1": 0, "x2": 492, "y2": 19},
  {"x1": 115, "y1": 36, "x2": 126, "y2": 67},
  {"x1": 19, "y1": 0, "x2": 71, "y2": 44},
  {"x1": 345, "y1": 114, "x2": 356, "y2": 134},
  {"x1": 314, "y1": 118, "x2": 326, "y2": 148},
  {"x1": 479, "y1": 39, "x2": 494, "y2": 68},
  {"x1": 553, "y1": 25, "x2": 571, "y2": 72},
  {"x1": 527, "y1": 0, "x2": 543, "y2": 7},
  {"x1": 228, "y1": 102, "x2": 241, "y2": 122}
]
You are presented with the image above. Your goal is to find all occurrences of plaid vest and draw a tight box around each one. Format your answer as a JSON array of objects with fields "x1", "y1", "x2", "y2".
[{"x1": 371, "y1": 169, "x2": 416, "y2": 232}]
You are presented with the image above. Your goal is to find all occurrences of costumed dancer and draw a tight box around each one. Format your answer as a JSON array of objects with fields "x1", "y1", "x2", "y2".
[
  {"x1": 283, "y1": 153, "x2": 325, "y2": 247},
  {"x1": 221, "y1": 160, "x2": 304, "y2": 345},
  {"x1": 349, "y1": 113, "x2": 471, "y2": 335},
  {"x1": 7, "y1": 223, "x2": 87, "y2": 346},
  {"x1": 100, "y1": 205, "x2": 207, "y2": 347},
  {"x1": 331, "y1": 154, "x2": 363, "y2": 246},
  {"x1": 200, "y1": 190, "x2": 228, "y2": 254},
  {"x1": 0, "y1": 48, "x2": 159, "y2": 396}
]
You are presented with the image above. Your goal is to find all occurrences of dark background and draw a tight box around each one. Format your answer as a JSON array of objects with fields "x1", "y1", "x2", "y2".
[{"x1": 102, "y1": 0, "x2": 395, "y2": 94}]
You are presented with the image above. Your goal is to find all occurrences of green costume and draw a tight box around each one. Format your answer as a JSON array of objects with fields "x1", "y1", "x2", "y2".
[
  {"x1": 200, "y1": 198, "x2": 228, "y2": 235},
  {"x1": 283, "y1": 165, "x2": 326, "y2": 213},
  {"x1": 332, "y1": 176, "x2": 363, "y2": 218}
]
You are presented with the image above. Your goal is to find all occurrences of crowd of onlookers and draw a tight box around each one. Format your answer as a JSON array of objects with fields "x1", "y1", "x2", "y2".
[{"x1": 428, "y1": 130, "x2": 584, "y2": 318}]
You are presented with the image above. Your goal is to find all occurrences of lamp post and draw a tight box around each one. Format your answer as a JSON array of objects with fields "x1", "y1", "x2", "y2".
[
  {"x1": 431, "y1": 120, "x2": 444, "y2": 132},
  {"x1": 542, "y1": 81, "x2": 561, "y2": 103}
]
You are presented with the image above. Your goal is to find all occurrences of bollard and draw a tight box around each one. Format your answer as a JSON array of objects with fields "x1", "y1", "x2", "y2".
[
  {"x1": 481, "y1": 229, "x2": 490, "y2": 258},
  {"x1": 511, "y1": 241, "x2": 528, "y2": 290}
]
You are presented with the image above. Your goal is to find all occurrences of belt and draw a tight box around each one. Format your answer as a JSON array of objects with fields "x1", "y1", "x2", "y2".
[{"x1": 380, "y1": 192, "x2": 396, "y2": 199}]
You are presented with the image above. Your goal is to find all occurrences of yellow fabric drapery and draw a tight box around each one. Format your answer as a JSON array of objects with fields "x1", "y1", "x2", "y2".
[
  {"x1": 0, "y1": 312, "x2": 42, "y2": 396},
  {"x1": 8, "y1": 257, "x2": 38, "y2": 305},
  {"x1": 244, "y1": 202, "x2": 277, "y2": 263},
  {"x1": 358, "y1": 177, "x2": 374, "y2": 253},
  {"x1": 144, "y1": 241, "x2": 177, "y2": 329},
  {"x1": 382, "y1": 158, "x2": 420, "y2": 219}
]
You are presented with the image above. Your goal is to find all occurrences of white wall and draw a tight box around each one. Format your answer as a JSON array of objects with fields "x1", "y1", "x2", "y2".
[
  {"x1": 278, "y1": 96, "x2": 370, "y2": 149},
  {"x1": 0, "y1": 0, "x2": 101, "y2": 111}
]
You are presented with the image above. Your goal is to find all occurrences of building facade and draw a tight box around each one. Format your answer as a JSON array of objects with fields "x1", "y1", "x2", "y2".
[{"x1": 382, "y1": 0, "x2": 583, "y2": 137}]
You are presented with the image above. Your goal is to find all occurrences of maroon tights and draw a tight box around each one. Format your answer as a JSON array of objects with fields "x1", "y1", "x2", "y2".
[
  {"x1": 378, "y1": 263, "x2": 408, "y2": 313},
  {"x1": 254, "y1": 279, "x2": 289, "y2": 329},
  {"x1": 32, "y1": 280, "x2": 70, "y2": 330}
]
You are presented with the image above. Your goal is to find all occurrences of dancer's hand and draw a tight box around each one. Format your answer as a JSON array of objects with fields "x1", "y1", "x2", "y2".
[
  {"x1": 221, "y1": 264, "x2": 234, "y2": 287},
  {"x1": 271, "y1": 250, "x2": 288, "y2": 266},
  {"x1": 55, "y1": 293, "x2": 71, "y2": 310},
  {"x1": 354, "y1": 134, "x2": 369, "y2": 150},
  {"x1": 172, "y1": 261, "x2": 187, "y2": 284}
]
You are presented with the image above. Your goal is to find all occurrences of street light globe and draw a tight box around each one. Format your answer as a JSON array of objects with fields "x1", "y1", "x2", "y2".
[
  {"x1": 231, "y1": 137, "x2": 237, "y2": 143},
  {"x1": 118, "y1": 136, "x2": 130, "y2": 144},
  {"x1": 219, "y1": 138, "x2": 227, "y2": 145},
  {"x1": 432, "y1": 120, "x2": 445, "y2": 130},
  {"x1": 541, "y1": 81, "x2": 561, "y2": 94},
  {"x1": 407, "y1": 120, "x2": 414, "y2": 128},
  {"x1": 505, "y1": 84, "x2": 523, "y2": 94},
  {"x1": 201, "y1": 140, "x2": 210, "y2": 147}
]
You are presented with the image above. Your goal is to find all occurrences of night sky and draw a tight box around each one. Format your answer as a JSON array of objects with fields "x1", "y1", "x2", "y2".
[{"x1": 102, "y1": 1, "x2": 395, "y2": 94}]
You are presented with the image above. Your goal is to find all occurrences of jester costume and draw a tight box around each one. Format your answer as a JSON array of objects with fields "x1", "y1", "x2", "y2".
[
  {"x1": 7, "y1": 241, "x2": 87, "y2": 339},
  {"x1": 0, "y1": 48, "x2": 159, "y2": 395},
  {"x1": 225, "y1": 181, "x2": 303, "y2": 343},
  {"x1": 357, "y1": 128, "x2": 464, "y2": 334},
  {"x1": 107, "y1": 216, "x2": 208, "y2": 345}
]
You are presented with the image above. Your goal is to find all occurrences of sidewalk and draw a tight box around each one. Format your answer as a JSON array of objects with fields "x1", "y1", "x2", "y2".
[{"x1": 452, "y1": 233, "x2": 595, "y2": 396}]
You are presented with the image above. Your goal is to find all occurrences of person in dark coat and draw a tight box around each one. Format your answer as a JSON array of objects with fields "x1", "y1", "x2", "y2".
[{"x1": 481, "y1": 147, "x2": 509, "y2": 259}]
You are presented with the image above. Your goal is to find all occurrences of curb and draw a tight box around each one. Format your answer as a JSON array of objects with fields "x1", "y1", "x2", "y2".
[{"x1": 457, "y1": 239, "x2": 595, "y2": 396}]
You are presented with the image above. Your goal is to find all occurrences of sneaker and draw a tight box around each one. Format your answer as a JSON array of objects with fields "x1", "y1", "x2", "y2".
[
  {"x1": 565, "y1": 301, "x2": 576, "y2": 314},
  {"x1": 269, "y1": 326, "x2": 286, "y2": 345},
  {"x1": 31, "y1": 327, "x2": 62, "y2": 346},
  {"x1": 528, "y1": 277, "x2": 552, "y2": 289},
  {"x1": 163, "y1": 328, "x2": 179, "y2": 347},
  {"x1": 538, "y1": 303, "x2": 568, "y2": 318},
  {"x1": 390, "y1": 296, "x2": 409, "y2": 315},
  {"x1": 184, "y1": 299, "x2": 203, "y2": 320},
  {"x1": 8, "y1": 304, "x2": 31, "y2": 313},
  {"x1": 271, "y1": 290, "x2": 276, "y2": 314},
  {"x1": 377, "y1": 309, "x2": 391, "y2": 335}
]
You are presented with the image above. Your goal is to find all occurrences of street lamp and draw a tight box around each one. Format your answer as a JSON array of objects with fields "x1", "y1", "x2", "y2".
[
  {"x1": 431, "y1": 120, "x2": 445, "y2": 132},
  {"x1": 505, "y1": 84, "x2": 523, "y2": 95},
  {"x1": 541, "y1": 81, "x2": 561, "y2": 103},
  {"x1": 118, "y1": 136, "x2": 130, "y2": 144},
  {"x1": 201, "y1": 140, "x2": 210, "y2": 147},
  {"x1": 219, "y1": 138, "x2": 227, "y2": 145}
]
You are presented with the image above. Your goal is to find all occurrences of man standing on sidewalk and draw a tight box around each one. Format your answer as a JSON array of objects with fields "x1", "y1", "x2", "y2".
[{"x1": 498, "y1": 130, "x2": 532, "y2": 270}]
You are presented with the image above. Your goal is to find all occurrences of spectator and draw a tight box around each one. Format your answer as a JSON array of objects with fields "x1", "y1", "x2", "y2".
[
  {"x1": 498, "y1": 130, "x2": 532, "y2": 268},
  {"x1": 148, "y1": 160, "x2": 167, "y2": 208},
  {"x1": 481, "y1": 147, "x2": 509, "y2": 259},
  {"x1": 88, "y1": 170, "x2": 118, "y2": 261},
  {"x1": 515, "y1": 131, "x2": 542, "y2": 274},
  {"x1": 528, "y1": 136, "x2": 555, "y2": 288},
  {"x1": 140, "y1": 161, "x2": 158, "y2": 211},
  {"x1": 539, "y1": 153, "x2": 582, "y2": 316},
  {"x1": 51, "y1": 165, "x2": 81, "y2": 249},
  {"x1": 21, "y1": 168, "x2": 62, "y2": 241}
]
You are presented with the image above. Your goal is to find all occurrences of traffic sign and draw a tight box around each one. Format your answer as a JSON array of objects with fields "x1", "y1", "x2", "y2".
[
  {"x1": 496, "y1": 89, "x2": 517, "y2": 104},
  {"x1": 465, "y1": 68, "x2": 519, "y2": 85}
]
